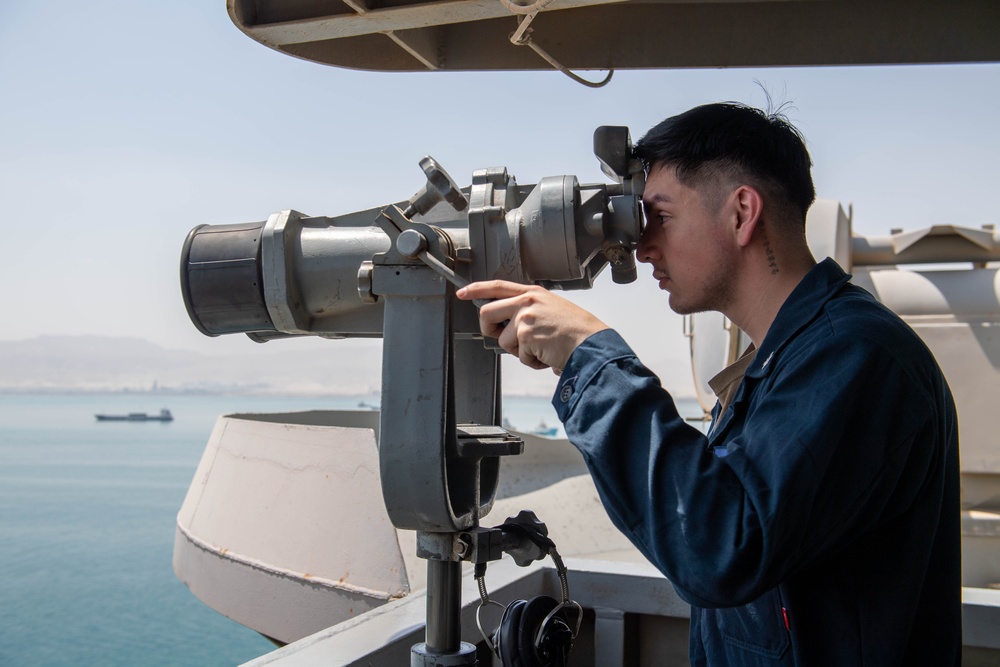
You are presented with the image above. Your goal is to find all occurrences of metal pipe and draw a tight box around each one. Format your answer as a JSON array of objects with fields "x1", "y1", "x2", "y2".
[
  {"x1": 425, "y1": 558, "x2": 462, "y2": 653},
  {"x1": 852, "y1": 225, "x2": 1000, "y2": 267}
]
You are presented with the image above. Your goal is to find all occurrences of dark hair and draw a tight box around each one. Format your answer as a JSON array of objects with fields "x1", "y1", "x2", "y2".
[{"x1": 634, "y1": 103, "x2": 816, "y2": 223}]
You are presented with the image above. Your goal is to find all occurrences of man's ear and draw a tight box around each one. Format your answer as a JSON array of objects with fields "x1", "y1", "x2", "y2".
[{"x1": 732, "y1": 185, "x2": 764, "y2": 248}]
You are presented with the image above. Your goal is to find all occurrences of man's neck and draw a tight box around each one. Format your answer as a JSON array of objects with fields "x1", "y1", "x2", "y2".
[{"x1": 728, "y1": 255, "x2": 816, "y2": 348}]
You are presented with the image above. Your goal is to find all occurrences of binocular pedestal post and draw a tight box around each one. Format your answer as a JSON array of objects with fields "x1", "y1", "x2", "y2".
[
  {"x1": 411, "y1": 553, "x2": 478, "y2": 666},
  {"x1": 374, "y1": 264, "x2": 497, "y2": 666}
]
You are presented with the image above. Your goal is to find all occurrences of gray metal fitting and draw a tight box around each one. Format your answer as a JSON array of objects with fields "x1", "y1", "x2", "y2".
[{"x1": 357, "y1": 260, "x2": 378, "y2": 304}]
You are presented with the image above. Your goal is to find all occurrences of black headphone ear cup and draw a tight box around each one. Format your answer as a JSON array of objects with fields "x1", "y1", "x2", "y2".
[
  {"x1": 497, "y1": 599, "x2": 527, "y2": 667},
  {"x1": 516, "y1": 596, "x2": 568, "y2": 667},
  {"x1": 535, "y1": 614, "x2": 573, "y2": 667}
]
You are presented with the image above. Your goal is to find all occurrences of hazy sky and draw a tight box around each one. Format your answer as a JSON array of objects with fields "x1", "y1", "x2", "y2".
[{"x1": 1, "y1": 1, "x2": 998, "y2": 394}]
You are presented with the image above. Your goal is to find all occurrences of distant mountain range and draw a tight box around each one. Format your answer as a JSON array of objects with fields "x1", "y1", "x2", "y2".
[
  {"x1": 0, "y1": 335, "x2": 385, "y2": 396},
  {"x1": 0, "y1": 335, "x2": 570, "y2": 397}
]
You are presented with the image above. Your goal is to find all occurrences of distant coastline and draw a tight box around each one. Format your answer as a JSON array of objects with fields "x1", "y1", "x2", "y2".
[{"x1": 0, "y1": 334, "x2": 696, "y2": 400}]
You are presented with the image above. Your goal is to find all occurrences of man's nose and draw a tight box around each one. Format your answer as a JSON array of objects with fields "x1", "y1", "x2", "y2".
[{"x1": 636, "y1": 227, "x2": 658, "y2": 264}]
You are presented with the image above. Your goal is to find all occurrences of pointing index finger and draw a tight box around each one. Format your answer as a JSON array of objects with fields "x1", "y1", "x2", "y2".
[{"x1": 455, "y1": 280, "x2": 530, "y2": 301}]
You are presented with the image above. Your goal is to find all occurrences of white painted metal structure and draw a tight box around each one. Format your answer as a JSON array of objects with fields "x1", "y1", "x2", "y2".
[
  {"x1": 235, "y1": 562, "x2": 1000, "y2": 666},
  {"x1": 174, "y1": 410, "x2": 641, "y2": 645}
]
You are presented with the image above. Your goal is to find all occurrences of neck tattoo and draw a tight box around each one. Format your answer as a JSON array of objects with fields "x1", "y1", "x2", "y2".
[{"x1": 762, "y1": 225, "x2": 780, "y2": 275}]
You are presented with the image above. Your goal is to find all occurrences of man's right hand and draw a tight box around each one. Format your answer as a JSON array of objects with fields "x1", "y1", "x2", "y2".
[{"x1": 456, "y1": 281, "x2": 609, "y2": 373}]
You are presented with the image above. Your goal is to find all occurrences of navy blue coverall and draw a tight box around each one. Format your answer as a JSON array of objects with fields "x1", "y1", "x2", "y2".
[{"x1": 552, "y1": 259, "x2": 961, "y2": 665}]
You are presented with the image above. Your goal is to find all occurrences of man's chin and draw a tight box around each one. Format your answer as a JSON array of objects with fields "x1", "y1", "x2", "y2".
[
  {"x1": 667, "y1": 294, "x2": 693, "y2": 316},
  {"x1": 668, "y1": 294, "x2": 712, "y2": 317}
]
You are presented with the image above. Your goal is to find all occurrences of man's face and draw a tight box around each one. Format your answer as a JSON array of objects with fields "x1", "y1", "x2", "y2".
[{"x1": 637, "y1": 163, "x2": 738, "y2": 315}]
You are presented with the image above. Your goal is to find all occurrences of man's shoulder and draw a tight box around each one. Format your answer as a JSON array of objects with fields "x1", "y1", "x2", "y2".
[
  {"x1": 802, "y1": 281, "x2": 940, "y2": 375},
  {"x1": 823, "y1": 282, "x2": 918, "y2": 340}
]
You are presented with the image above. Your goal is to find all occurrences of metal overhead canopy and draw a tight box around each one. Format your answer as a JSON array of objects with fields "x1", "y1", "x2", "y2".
[{"x1": 228, "y1": 0, "x2": 1000, "y2": 73}]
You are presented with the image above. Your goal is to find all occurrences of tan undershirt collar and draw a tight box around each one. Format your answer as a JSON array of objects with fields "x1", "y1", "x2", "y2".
[{"x1": 708, "y1": 344, "x2": 757, "y2": 416}]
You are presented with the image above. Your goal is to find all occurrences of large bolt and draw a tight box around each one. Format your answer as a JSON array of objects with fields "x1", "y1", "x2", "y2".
[{"x1": 396, "y1": 229, "x2": 429, "y2": 258}]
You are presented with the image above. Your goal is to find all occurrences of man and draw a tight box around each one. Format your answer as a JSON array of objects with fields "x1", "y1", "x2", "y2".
[{"x1": 457, "y1": 103, "x2": 961, "y2": 665}]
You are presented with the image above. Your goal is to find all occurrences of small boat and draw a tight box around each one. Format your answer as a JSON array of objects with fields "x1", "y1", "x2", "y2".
[
  {"x1": 95, "y1": 409, "x2": 173, "y2": 422},
  {"x1": 531, "y1": 420, "x2": 558, "y2": 437}
]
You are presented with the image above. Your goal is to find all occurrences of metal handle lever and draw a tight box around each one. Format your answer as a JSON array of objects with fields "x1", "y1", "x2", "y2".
[{"x1": 396, "y1": 229, "x2": 491, "y2": 310}]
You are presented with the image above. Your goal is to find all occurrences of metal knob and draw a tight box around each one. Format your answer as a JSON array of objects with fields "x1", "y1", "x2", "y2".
[
  {"x1": 420, "y1": 156, "x2": 468, "y2": 211},
  {"x1": 404, "y1": 157, "x2": 469, "y2": 217}
]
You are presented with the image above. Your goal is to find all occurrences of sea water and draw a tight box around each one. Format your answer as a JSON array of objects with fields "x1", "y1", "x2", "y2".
[{"x1": 0, "y1": 392, "x2": 703, "y2": 666}]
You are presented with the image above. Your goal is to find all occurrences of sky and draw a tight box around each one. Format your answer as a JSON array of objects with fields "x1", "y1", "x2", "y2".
[{"x1": 1, "y1": 1, "x2": 998, "y2": 394}]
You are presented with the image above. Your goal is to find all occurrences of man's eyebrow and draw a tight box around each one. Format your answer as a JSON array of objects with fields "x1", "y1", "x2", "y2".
[{"x1": 643, "y1": 193, "x2": 672, "y2": 209}]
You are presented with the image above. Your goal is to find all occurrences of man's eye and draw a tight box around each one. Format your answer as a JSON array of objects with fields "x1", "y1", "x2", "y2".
[{"x1": 660, "y1": 214, "x2": 672, "y2": 225}]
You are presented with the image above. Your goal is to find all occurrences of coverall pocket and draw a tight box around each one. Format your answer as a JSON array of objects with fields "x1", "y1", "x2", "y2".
[{"x1": 717, "y1": 589, "x2": 790, "y2": 659}]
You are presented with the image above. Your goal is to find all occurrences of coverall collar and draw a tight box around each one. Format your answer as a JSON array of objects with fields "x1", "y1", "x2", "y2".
[{"x1": 744, "y1": 257, "x2": 852, "y2": 380}]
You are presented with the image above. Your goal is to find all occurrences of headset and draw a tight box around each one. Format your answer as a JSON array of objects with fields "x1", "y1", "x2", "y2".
[{"x1": 475, "y1": 522, "x2": 583, "y2": 667}]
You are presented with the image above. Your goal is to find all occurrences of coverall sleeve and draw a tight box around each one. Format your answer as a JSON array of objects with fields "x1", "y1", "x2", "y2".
[{"x1": 552, "y1": 328, "x2": 936, "y2": 608}]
